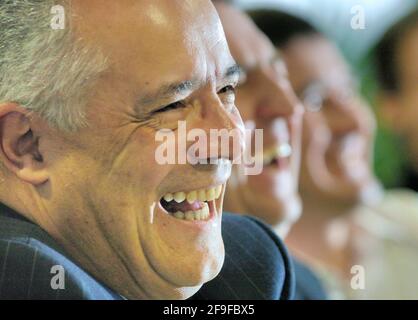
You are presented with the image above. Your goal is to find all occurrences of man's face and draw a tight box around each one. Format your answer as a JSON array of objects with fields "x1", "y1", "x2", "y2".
[
  {"x1": 283, "y1": 35, "x2": 381, "y2": 207},
  {"x1": 382, "y1": 24, "x2": 418, "y2": 173},
  {"x1": 215, "y1": 4, "x2": 303, "y2": 230},
  {"x1": 31, "y1": 0, "x2": 244, "y2": 299}
]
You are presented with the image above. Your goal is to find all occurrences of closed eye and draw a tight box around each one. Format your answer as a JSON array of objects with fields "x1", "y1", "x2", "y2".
[
  {"x1": 153, "y1": 101, "x2": 186, "y2": 113},
  {"x1": 218, "y1": 85, "x2": 236, "y2": 95},
  {"x1": 153, "y1": 85, "x2": 235, "y2": 114}
]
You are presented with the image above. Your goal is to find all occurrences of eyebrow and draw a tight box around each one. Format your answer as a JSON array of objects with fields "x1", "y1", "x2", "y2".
[
  {"x1": 138, "y1": 80, "x2": 197, "y2": 108},
  {"x1": 137, "y1": 64, "x2": 241, "y2": 110},
  {"x1": 224, "y1": 64, "x2": 242, "y2": 80}
]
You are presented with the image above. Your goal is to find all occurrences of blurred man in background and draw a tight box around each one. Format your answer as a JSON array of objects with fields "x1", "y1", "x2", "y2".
[
  {"x1": 213, "y1": 1, "x2": 328, "y2": 299},
  {"x1": 375, "y1": 9, "x2": 418, "y2": 192},
  {"x1": 214, "y1": 2, "x2": 303, "y2": 238},
  {"x1": 251, "y1": 8, "x2": 418, "y2": 299}
]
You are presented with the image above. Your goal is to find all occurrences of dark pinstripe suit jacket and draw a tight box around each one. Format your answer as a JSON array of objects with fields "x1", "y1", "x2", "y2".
[{"x1": 0, "y1": 204, "x2": 296, "y2": 300}]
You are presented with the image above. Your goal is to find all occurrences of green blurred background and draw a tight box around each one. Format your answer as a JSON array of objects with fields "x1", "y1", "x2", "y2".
[{"x1": 237, "y1": 0, "x2": 418, "y2": 188}]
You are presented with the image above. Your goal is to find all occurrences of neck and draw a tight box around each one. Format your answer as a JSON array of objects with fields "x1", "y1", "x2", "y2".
[{"x1": 286, "y1": 197, "x2": 357, "y2": 278}]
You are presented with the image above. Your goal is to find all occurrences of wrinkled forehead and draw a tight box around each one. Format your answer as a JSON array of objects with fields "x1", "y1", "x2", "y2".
[{"x1": 71, "y1": 0, "x2": 232, "y2": 87}]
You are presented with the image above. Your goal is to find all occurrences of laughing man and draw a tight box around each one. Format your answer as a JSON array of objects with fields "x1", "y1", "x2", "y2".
[{"x1": 0, "y1": 0, "x2": 294, "y2": 299}]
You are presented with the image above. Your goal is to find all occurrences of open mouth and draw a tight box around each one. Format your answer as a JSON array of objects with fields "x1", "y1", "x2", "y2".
[
  {"x1": 262, "y1": 143, "x2": 292, "y2": 168},
  {"x1": 160, "y1": 185, "x2": 223, "y2": 221}
]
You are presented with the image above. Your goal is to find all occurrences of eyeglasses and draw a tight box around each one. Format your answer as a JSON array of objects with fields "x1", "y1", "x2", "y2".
[
  {"x1": 300, "y1": 82, "x2": 326, "y2": 112},
  {"x1": 299, "y1": 81, "x2": 357, "y2": 112}
]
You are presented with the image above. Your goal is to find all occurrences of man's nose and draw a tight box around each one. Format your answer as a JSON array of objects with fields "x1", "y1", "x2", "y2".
[
  {"x1": 188, "y1": 95, "x2": 245, "y2": 164},
  {"x1": 325, "y1": 93, "x2": 362, "y2": 136},
  {"x1": 255, "y1": 73, "x2": 303, "y2": 122}
]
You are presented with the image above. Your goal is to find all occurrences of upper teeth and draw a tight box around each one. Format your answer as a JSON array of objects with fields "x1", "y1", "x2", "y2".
[
  {"x1": 261, "y1": 143, "x2": 292, "y2": 165},
  {"x1": 163, "y1": 185, "x2": 223, "y2": 204}
]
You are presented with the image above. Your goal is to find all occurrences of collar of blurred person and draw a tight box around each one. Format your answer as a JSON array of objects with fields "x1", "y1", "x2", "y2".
[
  {"x1": 250, "y1": 9, "x2": 383, "y2": 279},
  {"x1": 0, "y1": 0, "x2": 246, "y2": 300},
  {"x1": 376, "y1": 9, "x2": 418, "y2": 191},
  {"x1": 213, "y1": 2, "x2": 304, "y2": 238}
]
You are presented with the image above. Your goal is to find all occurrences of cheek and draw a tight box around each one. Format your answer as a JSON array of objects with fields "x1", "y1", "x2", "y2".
[
  {"x1": 235, "y1": 90, "x2": 256, "y2": 122},
  {"x1": 303, "y1": 116, "x2": 329, "y2": 155},
  {"x1": 90, "y1": 129, "x2": 172, "y2": 205}
]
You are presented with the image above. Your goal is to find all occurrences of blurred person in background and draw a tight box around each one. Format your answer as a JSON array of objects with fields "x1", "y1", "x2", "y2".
[
  {"x1": 213, "y1": 0, "x2": 327, "y2": 299},
  {"x1": 214, "y1": 1, "x2": 303, "y2": 238},
  {"x1": 375, "y1": 9, "x2": 418, "y2": 192},
  {"x1": 251, "y1": 8, "x2": 418, "y2": 299}
]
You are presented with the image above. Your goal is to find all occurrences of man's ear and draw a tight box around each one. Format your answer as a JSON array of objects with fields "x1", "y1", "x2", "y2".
[
  {"x1": 0, "y1": 103, "x2": 49, "y2": 185},
  {"x1": 376, "y1": 91, "x2": 402, "y2": 133}
]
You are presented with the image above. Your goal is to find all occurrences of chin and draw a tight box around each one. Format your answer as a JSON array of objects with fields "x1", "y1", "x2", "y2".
[
  {"x1": 129, "y1": 246, "x2": 224, "y2": 300},
  {"x1": 127, "y1": 283, "x2": 203, "y2": 301},
  {"x1": 319, "y1": 175, "x2": 382, "y2": 208},
  {"x1": 268, "y1": 197, "x2": 302, "y2": 227},
  {"x1": 244, "y1": 190, "x2": 302, "y2": 228},
  {"x1": 168, "y1": 285, "x2": 205, "y2": 300},
  {"x1": 185, "y1": 248, "x2": 225, "y2": 286},
  {"x1": 149, "y1": 237, "x2": 225, "y2": 289},
  {"x1": 242, "y1": 169, "x2": 300, "y2": 222}
]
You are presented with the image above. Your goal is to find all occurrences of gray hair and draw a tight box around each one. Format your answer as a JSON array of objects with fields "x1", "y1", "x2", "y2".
[{"x1": 0, "y1": 0, "x2": 108, "y2": 131}]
